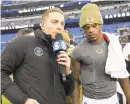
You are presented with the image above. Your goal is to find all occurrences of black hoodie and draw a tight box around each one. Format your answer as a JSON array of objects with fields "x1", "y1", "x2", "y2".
[{"x1": 1, "y1": 29, "x2": 74, "y2": 104}]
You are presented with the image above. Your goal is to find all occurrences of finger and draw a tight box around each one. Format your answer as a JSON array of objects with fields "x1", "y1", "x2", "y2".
[
  {"x1": 57, "y1": 61, "x2": 66, "y2": 66},
  {"x1": 33, "y1": 99, "x2": 40, "y2": 104},
  {"x1": 57, "y1": 57, "x2": 67, "y2": 62},
  {"x1": 57, "y1": 51, "x2": 67, "y2": 56},
  {"x1": 58, "y1": 51, "x2": 66, "y2": 54},
  {"x1": 57, "y1": 53, "x2": 68, "y2": 58}
]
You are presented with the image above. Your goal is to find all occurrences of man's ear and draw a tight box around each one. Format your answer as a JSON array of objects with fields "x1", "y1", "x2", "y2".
[
  {"x1": 40, "y1": 23, "x2": 44, "y2": 30},
  {"x1": 40, "y1": 23, "x2": 42, "y2": 27}
]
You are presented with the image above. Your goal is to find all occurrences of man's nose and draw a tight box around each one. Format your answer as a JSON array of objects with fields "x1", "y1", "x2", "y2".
[{"x1": 57, "y1": 24, "x2": 63, "y2": 31}]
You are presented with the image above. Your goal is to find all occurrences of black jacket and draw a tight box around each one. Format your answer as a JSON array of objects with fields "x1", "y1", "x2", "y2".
[{"x1": 1, "y1": 29, "x2": 74, "y2": 104}]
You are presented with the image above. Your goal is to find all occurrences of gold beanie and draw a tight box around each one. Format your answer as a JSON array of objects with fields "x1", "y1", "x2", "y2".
[{"x1": 79, "y1": 3, "x2": 103, "y2": 28}]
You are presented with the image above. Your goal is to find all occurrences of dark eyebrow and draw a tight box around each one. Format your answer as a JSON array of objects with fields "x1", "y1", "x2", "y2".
[
  {"x1": 51, "y1": 19, "x2": 58, "y2": 22},
  {"x1": 51, "y1": 19, "x2": 65, "y2": 25}
]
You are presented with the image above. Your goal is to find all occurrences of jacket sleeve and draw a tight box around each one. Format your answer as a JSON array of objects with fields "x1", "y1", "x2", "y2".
[
  {"x1": 61, "y1": 72, "x2": 75, "y2": 96},
  {"x1": 1, "y1": 37, "x2": 28, "y2": 104}
]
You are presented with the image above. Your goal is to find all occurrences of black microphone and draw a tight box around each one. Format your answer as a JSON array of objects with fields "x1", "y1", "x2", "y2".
[
  {"x1": 52, "y1": 33, "x2": 68, "y2": 80},
  {"x1": 52, "y1": 33, "x2": 67, "y2": 53}
]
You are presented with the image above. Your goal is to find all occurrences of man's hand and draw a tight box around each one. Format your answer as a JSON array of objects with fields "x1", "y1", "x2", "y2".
[
  {"x1": 25, "y1": 98, "x2": 40, "y2": 104},
  {"x1": 128, "y1": 54, "x2": 130, "y2": 61},
  {"x1": 57, "y1": 51, "x2": 71, "y2": 74},
  {"x1": 118, "y1": 78, "x2": 130, "y2": 104}
]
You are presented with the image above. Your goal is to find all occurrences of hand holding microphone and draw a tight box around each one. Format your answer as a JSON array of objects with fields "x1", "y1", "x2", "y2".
[
  {"x1": 25, "y1": 98, "x2": 40, "y2": 104},
  {"x1": 52, "y1": 33, "x2": 71, "y2": 75},
  {"x1": 57, "y1": 51, "x2": 71, "y2": 74}
]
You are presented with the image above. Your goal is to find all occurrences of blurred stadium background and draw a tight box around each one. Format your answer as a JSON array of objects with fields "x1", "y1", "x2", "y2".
[{"x1": 1, "y1": 0, "x2": 130, "y2": 51}]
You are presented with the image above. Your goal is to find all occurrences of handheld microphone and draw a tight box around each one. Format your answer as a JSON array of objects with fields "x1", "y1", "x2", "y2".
[
  {"x1": 52, "y1": 33, "x2": 67, "y2": 53},
  {"x1": 52, "y1": 33, "x2": 67, "y2": 80}
]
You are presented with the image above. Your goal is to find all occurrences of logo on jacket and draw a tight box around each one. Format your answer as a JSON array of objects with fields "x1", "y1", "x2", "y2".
[{"x1": 34, "y1": 47, "x2": 43, "y2": 56}]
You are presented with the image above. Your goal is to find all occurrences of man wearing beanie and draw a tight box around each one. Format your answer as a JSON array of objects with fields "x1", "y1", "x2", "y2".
[{"x1": 70, "y1": 3, "x2": 130, "y2": 104}]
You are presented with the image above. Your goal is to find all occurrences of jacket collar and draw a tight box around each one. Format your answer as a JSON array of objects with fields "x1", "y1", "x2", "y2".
[{"x1": 34, "y1": 29, "x2": 52, "y2": 44}]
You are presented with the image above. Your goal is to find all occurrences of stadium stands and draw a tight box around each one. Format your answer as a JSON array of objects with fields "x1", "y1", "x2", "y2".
[{"x1": 1, "y1": 1, "x2": 130, "y2": 50}]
